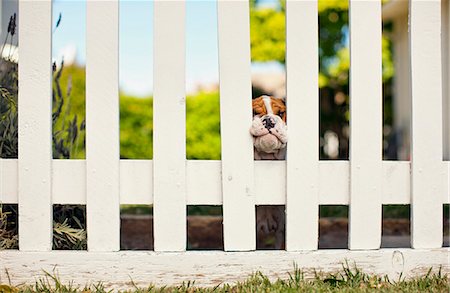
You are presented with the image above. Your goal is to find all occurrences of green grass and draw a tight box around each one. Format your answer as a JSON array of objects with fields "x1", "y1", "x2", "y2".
[{"x1": 1, "y1": 265, "x2": 448, "y2": 293}]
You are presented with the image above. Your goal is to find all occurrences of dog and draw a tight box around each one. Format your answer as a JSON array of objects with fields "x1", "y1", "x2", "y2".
[{"x1": 250, "y1": 95, "x2": 287, "y2": 249}]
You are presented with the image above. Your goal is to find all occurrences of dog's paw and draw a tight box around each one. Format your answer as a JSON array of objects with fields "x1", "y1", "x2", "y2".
[
  {"x1": 250, "y1": 117, "x2": 269, "y2": 136},
  {"x1": 270, "y1": 117, "x2": 288, "y2": 144}
]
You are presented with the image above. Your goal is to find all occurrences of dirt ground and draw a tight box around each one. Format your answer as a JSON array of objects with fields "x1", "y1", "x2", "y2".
[{"x1": 120, "y1": 215, "x2": 450, "y2": 250}]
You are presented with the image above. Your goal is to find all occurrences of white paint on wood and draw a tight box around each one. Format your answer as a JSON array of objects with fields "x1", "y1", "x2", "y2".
[
  {"x1": 153, "y1": 0, "x2": 186, "y2": 252},
  {"x1": 0, "y1": 159, "x2": 17, "y2": 203},
  {"x1": 52, "y1": 160, "x2": 85, "y2": 205},
  {"x1": 120, "y1": 160, "x2": 153, "y2": 205},
  {"x1": 6, "y1": 160, "x2": 444, "y2": 205},
  {"x1": 318, "y1": 161, "x2": 350, "y2": 204},
  {"x1": 53, "y1": 160, "x2": 154, "y2": 205},
  {"x1": 382, "y1": 161, "x2": 410, "y2": 204},
  {"x1": 217, "y1": 0, "x2": 255, "y2": 251},
  {"x1": 1, "y1": 249, "x2": 449, "y2": 290},
  {"x1": 349, "y1": 0, "x2": 383, "y2": 250},
  {"x1": 86, "y1": 0, "x2": 120, "y2": 252},
  {"x1": 186, "y1": 160, "x2": 221, "y2": 205},
  {"x1": 17, "y1": 0, "x2": 53, "y2": 251},
  {"x1": 409, "y1": 0, "x2": 444, "y2": 249},
  {"x1": 285, "y1": 0, "x2": 319, "y2": 251},
  {"x1": 254, "y1": 161, "x2": 285, "y2": 205}
]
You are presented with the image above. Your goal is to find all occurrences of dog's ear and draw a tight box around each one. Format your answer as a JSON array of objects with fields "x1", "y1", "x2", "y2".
[
  {"x1": 279, "y1": 98, "x2": 286, "y2": 122},
  {"x1": 252, "y1": 97, "x2": 266, "y2": 116},
  {"x1": 272, "y1": 98, "x2": 287, "y2": 122}
]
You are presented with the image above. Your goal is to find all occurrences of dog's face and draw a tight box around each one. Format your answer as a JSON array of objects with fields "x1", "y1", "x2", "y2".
[
  {"x1": 250, "y1": 95, "x2": 288, "y2": 155},
  {"x1": 252, "y1": 96, "x2": 286, "y2": 122}
]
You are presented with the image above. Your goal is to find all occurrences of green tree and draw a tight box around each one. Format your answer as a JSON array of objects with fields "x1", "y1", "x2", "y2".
[{"x1": 250, "y1": 0, "x2": 395, "y2": 159}]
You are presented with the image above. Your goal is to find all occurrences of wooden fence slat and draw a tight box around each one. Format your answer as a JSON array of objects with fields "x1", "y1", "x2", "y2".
[
  {"x1": 348, "y1": 0, "x2": 383, "y2": 249},
  {"x1": 17, "y1": 0, "x2": 53, "y2": 251},
  {"x1": 285, "y1": 0, "x2": 319, "y2": 251},
  {"x1": 153, "y1": 0, "x2": 186, "y2": 252},
  {"x1": 86, "y1": 0, "x2": 120, "y2": 251},
  {"x1": 409, "y1": 0, "x2": 444, "y2": 248},
  {"x1": 217, "y1": 0, "x2": 255, "y2": 251}
]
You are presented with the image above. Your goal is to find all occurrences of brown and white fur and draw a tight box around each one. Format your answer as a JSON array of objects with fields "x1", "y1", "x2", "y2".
[{"x1": 250, "y1": 95, "x2": 287, "y2": 249}]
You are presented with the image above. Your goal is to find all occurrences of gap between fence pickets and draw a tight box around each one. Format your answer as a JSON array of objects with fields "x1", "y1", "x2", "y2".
[
  {"x1": 1, "y1": 159, "x2": 449, "y2": 205},
  {"x1": 0, "y1": 249, "x2": 448, "y2": 289}
]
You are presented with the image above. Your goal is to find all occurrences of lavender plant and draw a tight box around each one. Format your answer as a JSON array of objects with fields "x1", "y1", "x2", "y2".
[
  {"x1": 0, "y1": 13, "x2": 18, "y2": 158},
  {"x1": 0, "y1": 13, "x2": 87, "y2": 250}
]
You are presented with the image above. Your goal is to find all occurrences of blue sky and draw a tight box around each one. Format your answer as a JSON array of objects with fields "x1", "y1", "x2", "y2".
[{"x1": 52, "y1": 0, "x2": 282, "y2": 97}]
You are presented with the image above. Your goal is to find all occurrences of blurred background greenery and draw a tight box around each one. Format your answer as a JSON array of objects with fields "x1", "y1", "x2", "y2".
[
  {"x1": 1, "y1": 0, "x2": 449, "y2": 252},
  {"x1": 1, "y1": 0, "x2": 437, "y2": 245},
  {"x1": 46, "y1": 0, "x2": 395, "y2": 161}
]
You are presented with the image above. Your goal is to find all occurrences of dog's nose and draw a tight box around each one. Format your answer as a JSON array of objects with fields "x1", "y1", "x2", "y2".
[{"x1": 262, "y1": 116, "x2": 275, "y2": 130}]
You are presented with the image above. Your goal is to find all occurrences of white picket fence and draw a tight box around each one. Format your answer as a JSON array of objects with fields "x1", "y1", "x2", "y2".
[{"x1": 1, "y1": 0, "x2": 449, "y2": 289}]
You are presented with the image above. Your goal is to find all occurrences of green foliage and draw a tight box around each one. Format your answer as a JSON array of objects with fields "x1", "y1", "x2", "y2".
[
  {"x1": 186, "y1": 92, "x2": 221, "y2": 160},
  {"x1": 120, "y1": 91, "x2": 221, "y2": 160},
  {"x1": 0, "y1": 13, "x2": 18, "y2": 158},
  {"x1": 249, "y1": 0, "x2": 395, "y2": 86},
  {"x1": 250, "y1": 7, "x2": 286, "y2": 63},
  {"x1": 52, "y1": 205, "x2": 86, "y2": 250},
  {"x1": 0, "y1": 205, "x2": 18, "y2": 249},
  {"x1": 52, "y1": 62, "x2": 86, "y2": 159},
  {"x1": 250, "y1": 0, "x2": 396, "y2": 159},
  {"x1": 187, "y1": 206, "x2": 222, "y2": 216},
  {"x1": 0, "y1": 62, "x2": 18, "y2": 158},
  {"x1": 120, "y1": 94, "x2": 153, "y2": 159}
]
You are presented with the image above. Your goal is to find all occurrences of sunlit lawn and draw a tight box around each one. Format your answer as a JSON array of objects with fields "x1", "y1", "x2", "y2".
[{"x1": 1, "y1": 265, "x2": 448, "y2": 293}]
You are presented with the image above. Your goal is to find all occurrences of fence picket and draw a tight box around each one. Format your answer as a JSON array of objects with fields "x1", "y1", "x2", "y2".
[
  {"x1": 17, "y1": 0, "x2": 53, "y2": 251},
  {"x1": 86, "y1": 0, "x2": 120, "y2": 251},
  {"x1": 409, "y1": 0, "x2": 444, "y2": 248},
  {"x1": 285, "y1": 0, "x2": 319, "y2": 251},
  {"x1": 1, "y1": 0, "x2": 449, "y2": 285},
  {"x1": 349, "y1": 0, "x2": 383, "y2": 249},
  {"x1": 153, "y1": 0, "x2": 186, "y2": 252},
  {"x1": 217, "y1": 0, "x2": 255, "y2": 251}
]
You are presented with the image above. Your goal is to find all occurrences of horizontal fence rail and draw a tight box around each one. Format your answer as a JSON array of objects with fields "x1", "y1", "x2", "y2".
[
  {"x1": 0, "y1": 0, "x2": 449, "y2": 288},
  {"x1": 2, "y1": 159, "x2": 450, "y2": 206}
]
